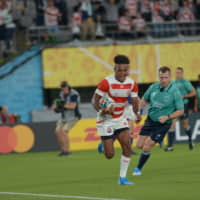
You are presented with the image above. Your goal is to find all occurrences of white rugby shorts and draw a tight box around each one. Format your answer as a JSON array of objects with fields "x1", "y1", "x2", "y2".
[
  {"x1": 123, "y1": 104, "x2": 136, "y2": 121},
  {"x1": 96, "y1": 116, "x2": 129, "y2": 137}
]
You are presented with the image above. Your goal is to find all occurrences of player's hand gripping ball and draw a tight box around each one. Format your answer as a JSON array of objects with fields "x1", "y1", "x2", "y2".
[{"x1": 99, "y1": 96, "x2": 115, "y2": 114}]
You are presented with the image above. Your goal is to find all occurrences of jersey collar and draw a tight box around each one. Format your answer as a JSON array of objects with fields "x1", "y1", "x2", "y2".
[{"x1": 159, "y1": 81, "x2": 173, "y2": 92}]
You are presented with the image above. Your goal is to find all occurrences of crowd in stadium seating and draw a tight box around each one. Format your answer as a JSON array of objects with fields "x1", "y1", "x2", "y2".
[
  {"x1": 0, "y1": 106, "x2": 18, "y2": 124},
  {"x1": 0, "y1": 0, "x2": 200, "y2": 59}
]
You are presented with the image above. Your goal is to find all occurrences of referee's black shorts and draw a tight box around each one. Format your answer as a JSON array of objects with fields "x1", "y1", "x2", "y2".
[{"x1": 140, "y1": 117, "x2": 171, "y2": 143}]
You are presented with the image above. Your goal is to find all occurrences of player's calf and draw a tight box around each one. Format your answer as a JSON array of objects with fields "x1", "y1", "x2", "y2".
[{"x1": 104, "y1": 151, "x2": 115, "y2": 159}]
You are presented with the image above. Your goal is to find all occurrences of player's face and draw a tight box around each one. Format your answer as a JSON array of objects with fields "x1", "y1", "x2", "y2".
[
  {"x1": 114, "y1": 64, "x2": 129, "y2": 82},
  {"x1": 176, "y1": 69, "x2": 183, "y2": 80},
  {"x1": 61, "y1": 86, "x2": 69, "y2": 94},
  {"x1": 159, "y1": 71, "x2": 171, "y2": 87}
]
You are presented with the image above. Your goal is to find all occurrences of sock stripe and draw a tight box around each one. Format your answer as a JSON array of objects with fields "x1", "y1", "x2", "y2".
[{"x1": 142, "y1": 151, "x2": 150, "y2": 156}]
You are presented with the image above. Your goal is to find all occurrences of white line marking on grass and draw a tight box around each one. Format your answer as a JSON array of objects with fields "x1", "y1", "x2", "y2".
[
  {"x1": 78, "y1": 47, "x2": 138, "y2": 75},
  {"x1": 0, "y1": 192, "x2": 127, "y2": 200}
]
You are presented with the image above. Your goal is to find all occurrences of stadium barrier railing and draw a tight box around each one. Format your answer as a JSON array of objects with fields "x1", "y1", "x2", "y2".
[{"x1": 26, "y1": 21, "x2": 200, "y2": 44}]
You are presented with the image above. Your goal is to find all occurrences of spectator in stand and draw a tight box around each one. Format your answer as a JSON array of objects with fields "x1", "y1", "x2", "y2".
[
  {"x1": 71, "y1": 5, "x2": 81, "y2": 40},
  {"x1": 178, "y1": 0, "x2": 195, "y2": 35},
  {"x1": 140, "y1": 0, "x2": 151, "y2": 22},
  {"x1": 0, "y1": 0, "x2": 15, "y2": 57},
  {"x1": 0, "y1": 106, "x2": 9, "y2": 124},
  {"x1": 133, "y1": 12, "x2": 146, "y2": 38},
  {"x1": 152, "y1": 1, "x2": 165, "y2": 38},
  {"x1": 65, "y1": 0, "x2": 80, "y2": 25},
  {"x1": 103, "y1": 0, "x2": 122, "y2": 38},
  {"x1": 4, "y1": 10, "x2": 15, "y2": 55},
  {"x1": 104, "y1": 0, "x2": 121, "y2": 22},
  {"x1": 0, "y1": 0, "x2": 7, "y2": 58},
  {"x1": 118, "y1": 9, "x2": 134, "y2": 39},
  {"x1": 12, "y1": 0, "x2": 36, "y2": 49},
  {"x1": 55, "y1": 0, "x2": 68, "y2": 25},
  {"x1": 93, "y1": 0, "x2": 105, "y2": 38},
  {"x1": 188, "y1": 0, "x2": 195, "y2": 12},
  {"x1": 160, "y1": 0, "x2": 174, "y2": 21},
  {"x1": 195, "y1": 0, "x2": 200, "y2": 34},
  {"x1": 195, "y1": 0, "x2": 200, "y2": 20},
  {"x1": 44, "y1": 0, "x2": 61, "y2": 41},
  {"x1": 80, "y1": 0, "x2": 96, "y2": 40},
  {"x1": 35, "y1": 0, "x2": 47, "y2": 26},
  {"x1": 125, "y1": 0, "x2": 139, "y2": 19},
  {"x1": 160, "y1": 0, "x2": 177, "y2": 37}
]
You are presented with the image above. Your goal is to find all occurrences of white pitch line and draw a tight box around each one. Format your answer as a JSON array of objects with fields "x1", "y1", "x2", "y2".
[
  {"x1": 78, "y1": 47, "x2": 138, "y2": 74},
  {"x1": 0, "y1": 192, "x2": 127, "y2": 200}
]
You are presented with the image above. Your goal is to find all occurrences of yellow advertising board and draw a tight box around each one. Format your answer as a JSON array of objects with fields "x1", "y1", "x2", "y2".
[
  {"x1": 68, "y1": 116, "x2": 168, "y2": 151},
  {"x1": 42, "y1": 42, "x2": 200, "y2": 88}
]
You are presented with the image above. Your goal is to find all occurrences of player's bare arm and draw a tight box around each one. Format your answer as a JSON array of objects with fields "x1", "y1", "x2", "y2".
[
  {"x1": 131, "y1": 97, "x2": 141, "y2": 122},
  {"x1": 64, "y1": 103, "x2": 77, "y2": 109},
  {"x1": 140, "y1": 98, "x2": 148, "y2": 109}
]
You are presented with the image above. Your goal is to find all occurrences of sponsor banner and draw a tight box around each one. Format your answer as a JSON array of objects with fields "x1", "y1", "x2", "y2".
[
  {"x1": 42, "y1": 42, "x2": 200, "y2": 88},
  {"x1": 175, "y1": 112, "x2": 200, "y2": 142},
  {"x1": 0, "y1": 113, "x2": 199, "y2": 153},
  {"x1": 69, "y1": 116, "x2": 147, "y2": 151},
  {"x1": 0, "y1": 125, "x2": 35, "y2": 154}
]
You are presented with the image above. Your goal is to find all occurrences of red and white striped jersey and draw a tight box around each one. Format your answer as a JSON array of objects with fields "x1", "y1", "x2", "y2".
[
  {"x1": 125, "y1": 0, "x2": 138, "y2": 17},
  {"x1": 152, "y1": 12, "x2": 164, "y2": 23},
  {"x1": 178, "y1": 7, "x2": 195, "y2": 22},
  {"x1": 45, "y1": 6, "x2": 60, "y2": 26},
  {"x1": 134, "y1": 18, "x2": 146, "y2": 31},
  {"x1": 118, "y1": 16, "x2": 132, "y2": 31},
  {"x1": 95, "y1": 75, "x2": 138, "y2": 119},
  {"x1": 141, "y1": 0, "x2": 151, "y2": 13},
  {"x1": 71, "y1": 12, "x2": 81, "y2": 33},
  {"x1": 160, "y1": 5, "x2": 172, "y2": 16}
]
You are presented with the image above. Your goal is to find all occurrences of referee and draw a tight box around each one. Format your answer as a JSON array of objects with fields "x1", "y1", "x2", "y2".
[
  {"x1": 132, "y1": 66, "x2": 184, "y2": 176},
  {"x1": 165, "y1": 67, "x2": 196, "y2": 151}
]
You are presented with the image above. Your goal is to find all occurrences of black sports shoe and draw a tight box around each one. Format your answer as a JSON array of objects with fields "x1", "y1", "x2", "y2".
[
  {"x1": 189, "y1": 142, "x2": 194, "y2": 150},
  {"x1": 58, "y1": 152, "x2": 72, "y2": 156}
]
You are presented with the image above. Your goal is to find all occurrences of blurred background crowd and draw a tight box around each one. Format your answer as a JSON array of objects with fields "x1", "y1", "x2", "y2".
[{"x1": 0, "y1": 0, "x2": 200, "y2": 61}]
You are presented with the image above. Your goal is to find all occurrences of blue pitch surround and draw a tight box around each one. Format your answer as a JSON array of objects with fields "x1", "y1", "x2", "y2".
[{"x1": 0, "y1": 47, "x2": 43, "y2": 122}]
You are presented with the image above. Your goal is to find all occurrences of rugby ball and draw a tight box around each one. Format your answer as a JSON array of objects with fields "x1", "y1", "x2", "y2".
[{"x1": 99, "y1": 95, "x2": 115, "y2": 109}]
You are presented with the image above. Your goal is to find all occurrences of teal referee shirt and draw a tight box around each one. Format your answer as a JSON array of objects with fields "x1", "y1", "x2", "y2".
[
  {"x1": 143, "y1": 82, "x2": 184, "y2": 123},
  {"x1": 174, "y1": 78, "x2": 194, "y2": 104}
]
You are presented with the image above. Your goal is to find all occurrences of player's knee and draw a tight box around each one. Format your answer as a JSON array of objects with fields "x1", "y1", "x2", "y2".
[
  {"x1": 143, "y1": 144, "x2": 152, "y2": 152},
  {"x1": 104, "y1": 151, "x2": 114, "y2": 159}
]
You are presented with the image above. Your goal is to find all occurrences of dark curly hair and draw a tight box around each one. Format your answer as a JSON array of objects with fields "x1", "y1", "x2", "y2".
[{"x1": 114, "y1": 55, "x2": 130, "y2": 65}]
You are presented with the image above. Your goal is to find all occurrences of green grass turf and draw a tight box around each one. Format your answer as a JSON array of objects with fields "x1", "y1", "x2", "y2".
[{"x1": 0, "y1": 144, "x2": 200, "y2": 200}]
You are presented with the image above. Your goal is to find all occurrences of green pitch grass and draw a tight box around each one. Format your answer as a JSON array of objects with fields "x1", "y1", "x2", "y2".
[{"x1": 0, "y1": 144, "x2": 200, "y2": 200}]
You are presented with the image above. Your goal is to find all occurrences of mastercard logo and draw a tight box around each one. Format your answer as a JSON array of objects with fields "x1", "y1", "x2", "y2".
[{"x1": 0, "y1": 125, "x2": 35, "y2": 154}]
